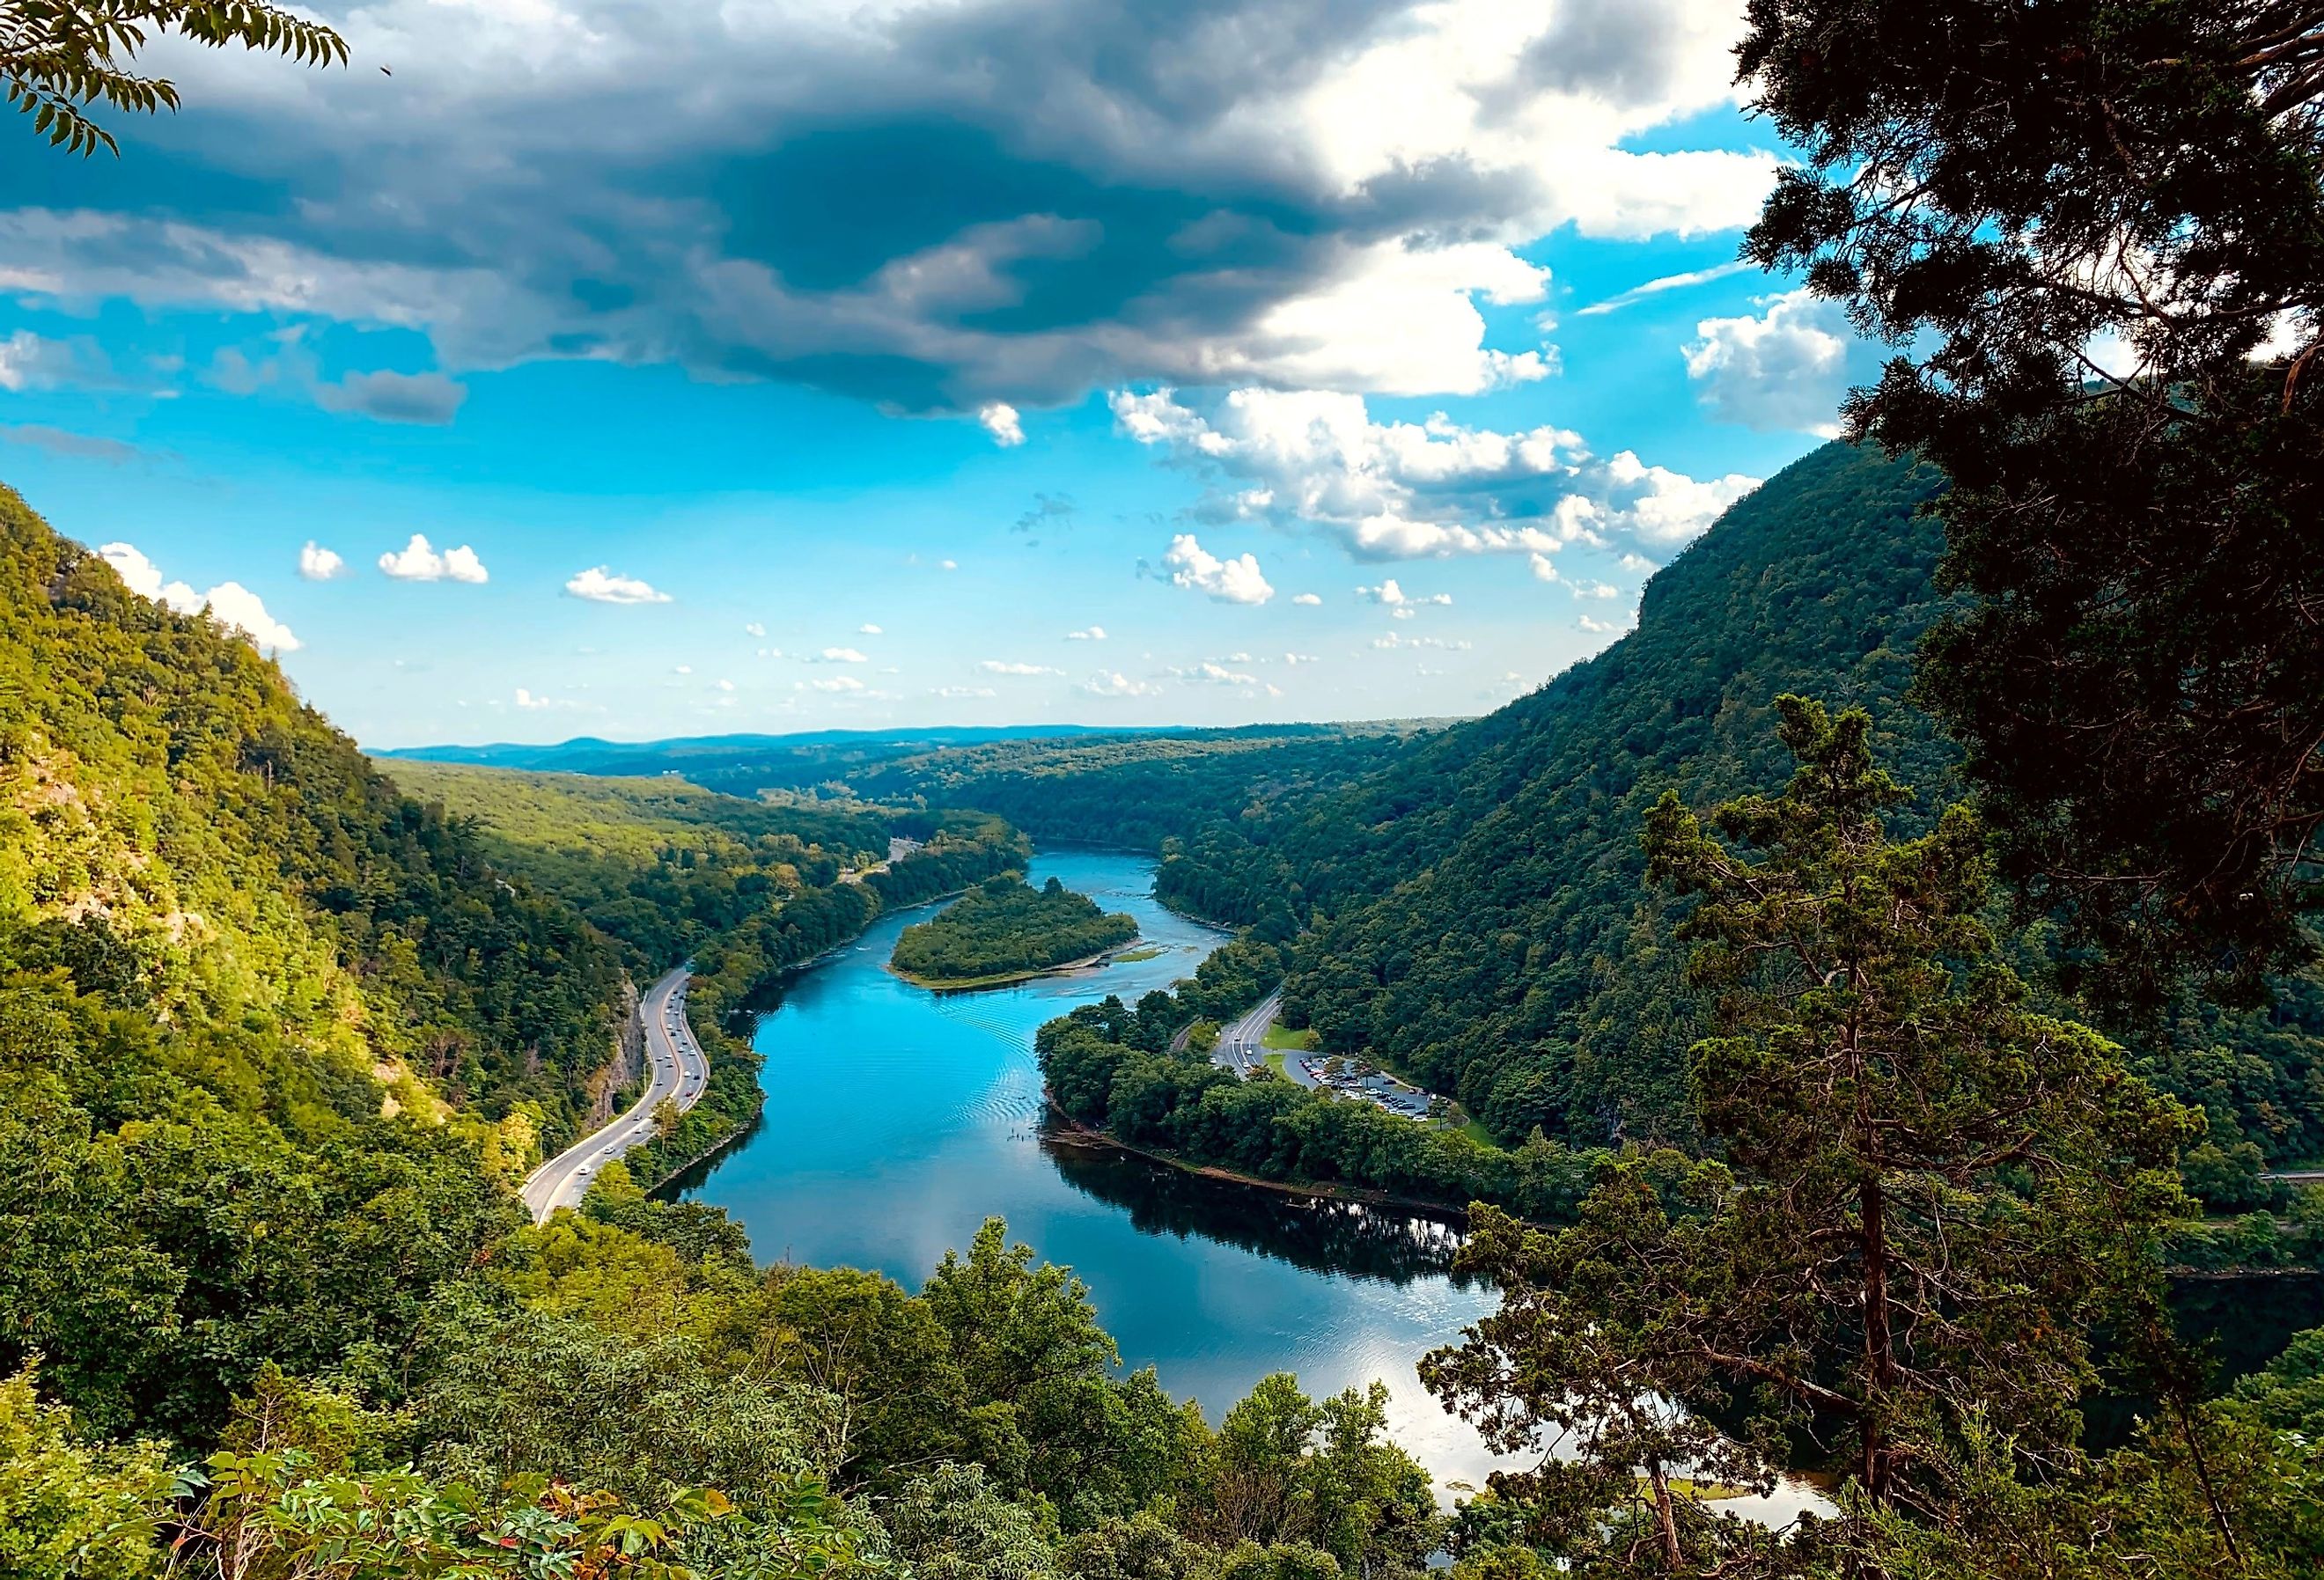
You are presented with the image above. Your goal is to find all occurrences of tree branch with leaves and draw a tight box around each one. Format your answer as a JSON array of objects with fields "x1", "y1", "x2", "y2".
[{"x1": 1, "y1": 1, "x2": 345, "y2": 156}]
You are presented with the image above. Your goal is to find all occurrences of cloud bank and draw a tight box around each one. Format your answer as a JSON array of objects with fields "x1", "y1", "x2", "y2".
[{"x1": 10, "y1": 0, "x2": 1768, "y2": 415}]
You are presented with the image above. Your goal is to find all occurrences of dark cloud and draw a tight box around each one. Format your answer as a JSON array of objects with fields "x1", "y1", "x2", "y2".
[
  {"x1": 0, "y1": 423, "x2": 146, "y2": 463},
  {"x1": 4, "y1": 1, "x2": 1761, "y2": 411},
  {"x1": 315, "y1": 369, "x2": 468, "y2": 425}
]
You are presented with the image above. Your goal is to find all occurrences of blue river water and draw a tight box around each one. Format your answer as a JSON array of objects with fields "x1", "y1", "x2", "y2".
[
  {"x1": 677, "y1": 848, "x2": 1508, "y2": 1485},
  {"x1": 676, "y1": 847, "x2": 2319, "y2": 1511}
]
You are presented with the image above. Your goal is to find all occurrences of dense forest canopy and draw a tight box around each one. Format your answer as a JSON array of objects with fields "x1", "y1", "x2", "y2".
[
  {"x1": 376, "y1": 759, "x2": 892, "y2": 970},
  {"x1": 891, "y1": 874, "x2": 1139, "y2": 986}
]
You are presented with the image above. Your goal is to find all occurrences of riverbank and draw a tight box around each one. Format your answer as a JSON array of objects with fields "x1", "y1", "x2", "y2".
[
  {"x1": 1045, "y1": 1100, "x2": 1473, "y2": 1224},
  {"x1": 891, "y1": 935, "x2": 1149, "y2": 992},
  {"x1": 632, "y1": 876, "x2": 1006, "y2": 1190}
]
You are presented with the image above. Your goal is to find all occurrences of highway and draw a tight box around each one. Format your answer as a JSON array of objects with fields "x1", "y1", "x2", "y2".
[
  {"x1": 519, "y1": 966, "x2": 710, "y2": 1222},
  {"x1": 1212, "y1": 988, "x2": 1307, "y2": 1082}
]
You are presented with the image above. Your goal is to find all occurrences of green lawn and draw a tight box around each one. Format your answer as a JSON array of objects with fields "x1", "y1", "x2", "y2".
[{"x1": 1261, "y1": 1023, "x2": 1319, "y2": 1052}]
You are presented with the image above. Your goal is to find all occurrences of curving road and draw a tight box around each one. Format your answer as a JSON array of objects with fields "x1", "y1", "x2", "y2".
[{"x1": 520, "y1": 966, "x2": 710, "y2": 1222}]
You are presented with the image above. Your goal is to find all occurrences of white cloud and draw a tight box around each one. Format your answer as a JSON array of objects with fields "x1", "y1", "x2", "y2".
[
  {"x1": 933, "y1": 685, "x2": 997, "y2": 699},
  {"x1": 1529, "y1": 553, "x2": 1559, "y2": 583},
  {"x1": 1114, "y1": 386, "x2": 1758, "y2": 561},
  {"x1": 1577, "y1": 260, "x2": 1756, "y2": 317},
  {"x1": 744, "y1": 621, "x2": 766, "y2": 637},
  {"x1": 1283, "y1": 651, "x2": 1320, "y2": 665},
  {"x1": 979, "y1": 659, "x2": 1064, "y2": 676},
  {"x1": 565, "y1": 565, "x2": 672, "y2": 604},
  {"x1": 1082, "y1": 670, "x2": 1163, "y2": 699},
  {"x1": 673, "y1": 665, "x2": 692, "y2": 674},
  {"x1": 809, "y1": 646, "x2": 870, "y2": 664},
  {"x1": 858, "y1": 623, "x2": 884, "y2": 635},
  {"x1": 99, "y1": 541, "x2": 300, "y2": 651},
  {"x1": 810, "y1": 675, "x2": 865, "y2": 693},
  {"x1": 1618, "y1": 552, "x2": 1657, "y2": 573},
  {"x1": 298, "y1": 541, "x2": 345, "y2": 581},
  {"x1": 514, "y1": 687, "x2": 554, "y2": 709},
  {"x1": 1600, "y1": 451, "x2": 1757, "y2": 547},
  {"x1": 1570, "y1": 579, "x2": 1622, "y2": 599},
  {"x1": 940, "y1": 559, "x2": 960, "y2": 571},
  {"x1": 1291, "y1": 592, "x2": 1322, "y2": 606},
  {"x1": 1065, "y1": 626, "x2": 1107, "y2": 642},
  {"x1": 1357, "y1": 578, "x2": 1451, "y2": 608},
  {"x1": 1161, "y1": 533, "x2": 1273, "y2": 605},
  {"x1": 1683, "y1": 290, "x2": 1866, "y2": 436},
  {"x1": 1578, "y1": 613, "x2": 1635, "y2": 635},
  {"x1": 1170, "y1": 659, "x2": 1260, "y2": 686},
  {"x1": 379, "y1": 533, "x2": 489, "y2": 584},
  {"x1": 977, "y1": 403, "x2": 1026, "y2": 446},
  {"x1": 715, "y1": 678, "x2": 735, "y2": 691},
  {"x1": 0, "y1": 329, "x2": 89, "y2": 391},
  {"x1": 1372, "y1": 631, "x2": 1472, "y2": 650}
]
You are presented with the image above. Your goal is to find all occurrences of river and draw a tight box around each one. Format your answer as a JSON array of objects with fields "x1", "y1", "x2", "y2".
[
  {"x1": 674, "y1": 846, "x2": 2318, "y2": 1506},
  {"x1": 678, "y1": 848, "x2": 1511, "y2": 1487}
]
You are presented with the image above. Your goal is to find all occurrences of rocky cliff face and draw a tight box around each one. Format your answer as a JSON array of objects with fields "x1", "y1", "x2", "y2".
[{"x1": 584, "y1": 974, "x2": 646, "y2": 1126}]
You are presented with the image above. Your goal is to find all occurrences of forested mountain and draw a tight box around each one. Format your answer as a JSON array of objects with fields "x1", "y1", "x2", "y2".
[
  {"x1": 0, "y1": 485, "x2": 637, "y2": 1439},
  {"x1": 1253, "y1": 441, "x2": 1958, "y2": 1147},
  {"x1": 886, "y1": 442, "x2": 2321, "y2": 1192},
  {"x1": 851, "y1": 724, "x2": 1438, "y2": 851},
  {"x1": 0, "y1": 489, "x2": 636, "y2": 1148}
]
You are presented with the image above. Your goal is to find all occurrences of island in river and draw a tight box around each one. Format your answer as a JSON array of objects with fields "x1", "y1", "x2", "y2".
[{"x1": 890, "y1": 871, "x2": 1139, "y2": 988}]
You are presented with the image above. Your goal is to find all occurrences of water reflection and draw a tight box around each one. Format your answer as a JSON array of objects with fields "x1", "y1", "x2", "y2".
[{"x1": 1041, "y1": 1130, "x2": 1471, "y2": 1286}]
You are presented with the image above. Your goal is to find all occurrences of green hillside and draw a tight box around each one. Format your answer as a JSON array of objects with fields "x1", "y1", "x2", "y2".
[
  {"x1": 374, "y1": 759, "x2": 892, "y2": 966},
  {"x1": 0, "y1": 486, "x2": 636, "y2": 1439},
  {"x1": 866, "y1": 442, "x2": 2323, "y2": 1192}
]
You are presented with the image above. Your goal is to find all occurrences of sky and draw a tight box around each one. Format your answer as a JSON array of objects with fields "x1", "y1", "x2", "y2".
[{"x1": 0, "y1": 0, "x2": 1882, "y2": 748}]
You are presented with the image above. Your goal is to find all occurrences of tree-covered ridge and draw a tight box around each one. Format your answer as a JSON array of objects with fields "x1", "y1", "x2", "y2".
[
  {"x1": 0, "y1": 483, "x2": 641, "y2": 1444},
  {"x1": 893, "y1": 875, "x2": 1138, "y2": 986},
  {"x1": 0, "y1": 485, "x2": 629, "y2": 1147},
  {"x1": 1144, "y1": 441, "x2": 1959, "y2": 1146},
  {"x1": 1013, "y1": 442, "x2": 2324, "y2": 1199},
  {"x1": 375, "y1": 758, "x2": 892, "y2": 970},
  {"x1": 853, "y1": 724, "x2": 1438, "y2": 856}
]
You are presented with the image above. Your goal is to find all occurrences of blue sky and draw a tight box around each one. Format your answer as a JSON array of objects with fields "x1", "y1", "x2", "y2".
[{"x1": 0, "y1": 1, "x2": 1875, "y2": 747}]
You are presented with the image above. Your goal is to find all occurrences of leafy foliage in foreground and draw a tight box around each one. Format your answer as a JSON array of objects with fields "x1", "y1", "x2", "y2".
[
  {"x1": 893, "y1": 875, "x2": 1137, "y2": 984},
  {"x1": 1741, "y1": 0, "x2": 2324, "y2": 1009},
  {"x1": 1421, "y1": 703, "x2": 2306, "y2": 1578},
  {"x1": 2, "y1": 1, "x2": 347, "y2": 158},
  {"x1": 4, "y1": 1196, "x2": 1445, "y2": 1580}
]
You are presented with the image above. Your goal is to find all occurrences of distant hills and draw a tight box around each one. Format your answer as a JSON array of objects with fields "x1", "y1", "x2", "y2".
[{"x1": 373, "y1": 722, "x2": 1399, "y2": 795}]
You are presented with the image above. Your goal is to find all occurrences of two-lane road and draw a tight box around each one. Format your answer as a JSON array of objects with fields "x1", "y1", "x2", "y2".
[{"x1": 519, "y1": 966, "x2": 710, "y2": 1222}]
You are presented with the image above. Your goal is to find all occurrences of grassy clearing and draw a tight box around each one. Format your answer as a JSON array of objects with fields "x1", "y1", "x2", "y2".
[{"x1": 1261, "y1": 1023, "x2": 1320, "y2": 1052}]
